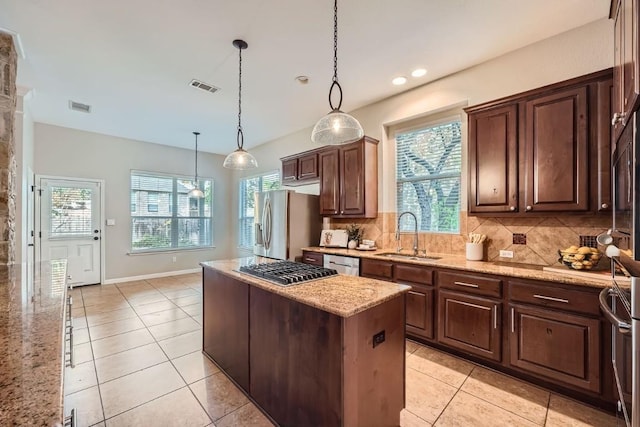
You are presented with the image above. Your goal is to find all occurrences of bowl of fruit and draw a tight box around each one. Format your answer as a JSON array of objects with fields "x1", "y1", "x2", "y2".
[{"x1": 558, "y1": 246, "x2": 603, "y2": 270}]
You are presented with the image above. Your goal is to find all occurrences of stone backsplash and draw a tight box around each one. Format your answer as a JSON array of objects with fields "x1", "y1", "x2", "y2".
[
  {"x1": 0, "y1": 33, "x2": 16, "y2": 265},
  {"x1": 329, "y1": 212, "x2": 611, "y2": 266}
]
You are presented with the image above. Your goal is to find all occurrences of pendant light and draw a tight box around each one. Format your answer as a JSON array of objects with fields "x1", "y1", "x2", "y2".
[
  {"x1": 223, "y1": 39, "x2": 258, "y2": 169},
  {"x1": 188, "y1": 131, "x2": 205, "y2": 198},
  {"x1": 311, "y1": 0, "x2": 364, "y2": 145}
]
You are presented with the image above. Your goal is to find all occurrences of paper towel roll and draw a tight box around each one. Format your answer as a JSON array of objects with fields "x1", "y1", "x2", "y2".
[{"x1": 322, "y1": 217, "x2": 331, "y2": 230}]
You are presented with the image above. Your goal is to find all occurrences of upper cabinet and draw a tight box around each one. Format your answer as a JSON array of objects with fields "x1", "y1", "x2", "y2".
[
  {"x1": 466, "y1": 69, "x2": 613, "y2": 216},
  {"x1": 612, "y1": 0, "x2": 640, "y2": 143},
  {"x1": 281, "y1": 151, "x2": 320, "y2": 186},
  {"x1": 319, "y1": 136, "x2": 379, "y2": 218}
]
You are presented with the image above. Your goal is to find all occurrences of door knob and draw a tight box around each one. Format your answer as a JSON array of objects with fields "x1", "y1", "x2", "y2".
[
  {"x1": 94, "y1": 229, "x2": 99, "y2": 233},
  {"x1": 93, "y1": 237, "x2": 99, "y2": 240}
]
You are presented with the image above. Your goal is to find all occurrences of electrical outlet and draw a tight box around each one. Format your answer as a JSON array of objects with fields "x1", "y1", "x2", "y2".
[
  {"x1": 499, "y1": 250, "x2": 514, "y2": 258},
  {"x1": 172, "y1": 256, "x2": 177, "y2": 262},
  {"x1": 373, "y1": 330, "x2": 385, "y2": 348}
]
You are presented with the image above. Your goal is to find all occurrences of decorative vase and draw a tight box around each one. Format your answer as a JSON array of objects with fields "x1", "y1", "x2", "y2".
[{"x1": 347, "y1": 240, "x2": 358, "y2": 249}]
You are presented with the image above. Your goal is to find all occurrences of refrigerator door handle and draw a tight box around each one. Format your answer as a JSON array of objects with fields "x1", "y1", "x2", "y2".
[{"x1": 263, "y1": 198, "x2": 272, "y2": 250}]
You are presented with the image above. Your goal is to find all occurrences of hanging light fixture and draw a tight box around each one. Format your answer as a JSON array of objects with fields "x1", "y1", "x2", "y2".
[
  {"x1": 188, "y1": 131, "x2": 205, "y2": 198},
  {"x1": 311, "y1": 0, "x2": 364, "y2": 145},
  {"x1": 223, "y1": 39, "x2": 258, "y2": 169}
]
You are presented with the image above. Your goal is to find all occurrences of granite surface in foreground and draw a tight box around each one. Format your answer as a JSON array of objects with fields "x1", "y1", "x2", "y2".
[{"x1": 0, "y1": 261, "x2": 67, "y2": 427}]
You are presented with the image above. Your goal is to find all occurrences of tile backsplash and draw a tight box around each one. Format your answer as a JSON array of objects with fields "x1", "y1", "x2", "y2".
[{"x1": 329, "y1": 212, "x2": 611, "y2": 266}]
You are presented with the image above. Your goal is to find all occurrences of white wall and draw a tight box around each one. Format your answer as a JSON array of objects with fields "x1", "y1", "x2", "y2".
[
  {"x1": 34, "y1": 124, "x2": 233, "y2": 281},
  {"x1": 242, "y1": 17, "x2": 614, "y2": 219},
  {"x1": 14, "y1": 90, "x2": 34, "y2": 266}
]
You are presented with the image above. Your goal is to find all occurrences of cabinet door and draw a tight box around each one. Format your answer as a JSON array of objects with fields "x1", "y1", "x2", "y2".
[
  {"x1": 509, "y1": 304, "x2": 600, "y2": 393},
  {"x1": 298, "y1": 153, "x2": 319, "y2": 180},
  {"x1": 468, "y1": 104, "x2": 519, "y2": 213},
  {"x1": 596, "y1": 79, "x2": 613, "y2": 212},
  {"x1": 282, "y1": 158, "x2": 298, "y2": 184},
  {"x1": 438, "y1": 290, "x2": 501, "y2": 361},
  {"x1": 523, "y1": 86, "x2": 589, "y2": 212},
  {"x1": 203, "y1": 269, "x2": 249, "y2": 391},
  {"x1": 406, "y1": 284, "x2": 434, "y2": 339},
  {"x1": 614, "y1": 0, "x2": 640, "y2": 139},
  {"x1": 319, "y1": 149, "x2": 340, "y2": 215},
  {"x1": 339, "y1": 143, "x2": 365, "y2": 216}
]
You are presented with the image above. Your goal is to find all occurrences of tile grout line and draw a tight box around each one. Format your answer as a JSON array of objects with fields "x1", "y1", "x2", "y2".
[{"x1": 543, "y1": 392, "x2": 551, "y2": 426}]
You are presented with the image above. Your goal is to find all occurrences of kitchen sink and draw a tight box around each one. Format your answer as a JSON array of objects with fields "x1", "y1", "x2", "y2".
[{"x1": 374, "y1": 252, "x2": 441, "y2": 262}]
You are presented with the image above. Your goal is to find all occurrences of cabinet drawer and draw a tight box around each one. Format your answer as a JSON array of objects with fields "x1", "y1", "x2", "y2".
[
  {"x1": 438, "y1": 270, "x2": 502, "y2": 298},
  {"x1": 360, "y1": 258, "x2": 393, "y2": 280},
  {"x1": 509, "y1": 281, "x2": 600, "y2": 316},
  {"x1": 395, "y1": 263, "x2": 434, "y2": 286},
  {"x1": 301, "y1": 251, "x2": 323, "y2": 267}
]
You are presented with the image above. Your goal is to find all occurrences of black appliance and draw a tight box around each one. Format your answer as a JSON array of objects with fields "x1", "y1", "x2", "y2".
[{"x1": 239, "y1": 260, "x2": 338, "y2": 286}]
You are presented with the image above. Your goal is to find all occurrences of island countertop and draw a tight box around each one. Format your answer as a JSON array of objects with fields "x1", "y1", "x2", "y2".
[
  {"x1": 0, "y1": 260, "x2": 68, "y2": 427},
  {"x1": 200, "y1": 257, "x2": 410, "y2": 318}
]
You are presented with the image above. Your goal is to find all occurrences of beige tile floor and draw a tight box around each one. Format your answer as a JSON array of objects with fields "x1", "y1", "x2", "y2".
[{"x1": 65, "y1": 273, "x2": 619, "y2": 427}]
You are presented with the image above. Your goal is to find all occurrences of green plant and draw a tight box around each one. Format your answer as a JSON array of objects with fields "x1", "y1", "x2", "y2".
[{"x1": 345, "y1": 223, "x2": 363, "y2": 242}]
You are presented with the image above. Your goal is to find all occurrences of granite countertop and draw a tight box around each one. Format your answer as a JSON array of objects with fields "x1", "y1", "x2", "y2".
[
  {"x1": 200, "y1": 257, "x2": 410, "y2": 318},
  {"x1": 302, "y1": 247, "x2": 615, "y2": 290},
  {"x1": 0, "y1": 260, "x2": 68, "y2": 427}
]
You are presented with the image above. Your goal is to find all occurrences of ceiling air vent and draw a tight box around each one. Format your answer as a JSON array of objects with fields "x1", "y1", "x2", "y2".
[
  {"x1": 189, "y1": 79, "x2": 219, "y2": 94},
  {"x1": 69, "y1": 100, "x2": 91, "y2": 113}
]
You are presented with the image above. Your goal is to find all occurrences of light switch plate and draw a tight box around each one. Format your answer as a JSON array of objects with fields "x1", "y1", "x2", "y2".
[{"x1": 106, "y1": 219, "x2": 116, "y2": 226}]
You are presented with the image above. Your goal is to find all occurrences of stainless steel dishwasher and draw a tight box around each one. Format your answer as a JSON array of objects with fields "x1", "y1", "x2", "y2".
[{"x1": 324, "y1": 254, "x2": 360, "y2": 276}]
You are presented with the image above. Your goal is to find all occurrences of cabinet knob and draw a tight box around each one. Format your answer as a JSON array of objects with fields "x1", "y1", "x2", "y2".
[
  {"x1": 525, "y1": 205, "x2": 532, "y2": 211},
  {"x1": 340, "y1": 210, "x2": 344, "y2": 214},
  {"x1": 509, "y1": 206, "x2": 516, "y2": 211},
  {"x1": 601, "y1": 203, "x2": 609, "y2": 209}
]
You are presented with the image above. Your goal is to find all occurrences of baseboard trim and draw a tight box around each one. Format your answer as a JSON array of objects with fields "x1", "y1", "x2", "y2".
[{"x1": 103, "y1": 267, "x2": 201, "y2": 285}]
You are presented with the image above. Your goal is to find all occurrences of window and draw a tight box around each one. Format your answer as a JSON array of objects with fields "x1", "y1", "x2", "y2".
[
  {"x1": 238, "y1": 172, "x2": 281, "y2": 249},
  {"x1": 395, "y1": 116, "x2": 462, "y2": 233},
  {"x1": 131, "y1": 172, "x2": 213, "y2": 251}
]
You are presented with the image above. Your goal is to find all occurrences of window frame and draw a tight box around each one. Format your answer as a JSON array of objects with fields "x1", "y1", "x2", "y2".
[
  {"x1": 393, "y1": 112, "x2": 463, "y2": 235},
  {"x1": 130, "y1": 170, "x2": 214, "y2": 253},
  {"x1": 238, "y1": 171, "x2": 281, "y2": 250}
]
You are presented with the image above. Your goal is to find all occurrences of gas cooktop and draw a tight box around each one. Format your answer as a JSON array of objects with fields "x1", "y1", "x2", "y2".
[{"x1": 239, "y1": 260, "x2": 338, "y2": 286}]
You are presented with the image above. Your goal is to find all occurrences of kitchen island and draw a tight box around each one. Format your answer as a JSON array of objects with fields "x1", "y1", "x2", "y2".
[{"x1": 201, "y1": 257, "x2": 410, "y2": 427}]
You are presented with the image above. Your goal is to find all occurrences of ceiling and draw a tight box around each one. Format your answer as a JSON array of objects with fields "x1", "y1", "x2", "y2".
[{"x1": 1, "y1": 0, "x2": 610, "y2": 155}]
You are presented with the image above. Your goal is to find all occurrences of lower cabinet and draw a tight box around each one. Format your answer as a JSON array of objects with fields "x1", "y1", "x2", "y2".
[
  {"x1": 437, "y1": 290, "x2": 502, "y2": 361},
  {"x1": 202, "y1": 268, "x2": 250, "y2": 391},
  {"x1": 509, "y1": 303, "x2": 601, "y2": 393},
  {"x1": 406, "y1": 284, "x2": 434, "y2": 339}
]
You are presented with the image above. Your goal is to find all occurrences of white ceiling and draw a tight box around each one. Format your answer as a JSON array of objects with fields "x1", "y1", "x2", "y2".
[{"x1": 1, "y1": 0, "x2": 610, "y2": 155}]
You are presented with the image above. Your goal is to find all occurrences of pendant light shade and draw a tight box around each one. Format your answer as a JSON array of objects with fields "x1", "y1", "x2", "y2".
[
  {"x1": 311, "y1": 0, "x2": 364, "y2": 145},
  {"x1": 224, "y1": 39, "x2": 258, "y2": 170},
  {"x1": 188, "y1": 131, "x2": 205, "y2": 199}
]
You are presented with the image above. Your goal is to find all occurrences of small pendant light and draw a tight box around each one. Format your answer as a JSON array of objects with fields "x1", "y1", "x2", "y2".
[
  {"x1": 188, "y1": 131, "x2": 205, "y2": 198},
  {"x1": 311, "y1": 0, "x2": 364, "y2": 145},
  {"x1": 223, "y1": 39, "x2": 258, "y2": 169}
]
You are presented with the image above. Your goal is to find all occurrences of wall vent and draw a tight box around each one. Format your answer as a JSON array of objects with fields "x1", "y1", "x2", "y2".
[
  {"x1": 69, "y1": 100, "x2": 91, "y2": 113},
  {"x1": 189, "y1": 79, "x2": 219, "y2": 94}
]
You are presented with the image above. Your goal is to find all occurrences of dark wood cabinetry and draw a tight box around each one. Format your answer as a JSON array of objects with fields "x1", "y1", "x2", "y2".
[
  {"x1": 202, "y1": 268, "x2": 249, "y2": 391},
  {"x1": 301, "y1": 250, "x2": 323, "y2": 266},
  {"x1": 466, "y1": 69, "x2": 613, "y2": 215},
  {"x1": 360, "y1": 258, "x2": 434, "y2": 340},
  {"x1": 319, "y1": 137, "x2": 378, "y2": 218},
  {"x1": 612, "y1": 0, "x2": 640, "y2": 142},
  {"x1": 509, "y1": 303, "x2": 600, "y2": 393},
  {"x1": 281, "y1": 151, "x2": 320, "y2": 186},
  {"x1": 596, "y1": 78, "x2": 614, "y2": 211}
]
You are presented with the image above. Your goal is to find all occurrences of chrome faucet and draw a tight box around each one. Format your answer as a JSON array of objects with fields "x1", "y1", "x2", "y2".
[{"x1": 396, "y1": 211, "x2": 419, "y2": 256}]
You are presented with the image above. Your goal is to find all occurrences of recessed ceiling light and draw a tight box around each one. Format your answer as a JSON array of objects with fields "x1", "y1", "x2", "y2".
[
  {"x1": 392, "y1": 76, "x2": 407, "y2": 86},
  {"x1": 295, "y1": 75, "x2": 309, "y2": 85},
  {"x1": 411, "y1": 68, "x2": 427, "y2": 78}
]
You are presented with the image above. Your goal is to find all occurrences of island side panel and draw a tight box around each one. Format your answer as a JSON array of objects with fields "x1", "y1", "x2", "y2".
[
  {"x1": 202, "y1": 268, "x2": 250, "y2": 392},
  {"x1": 249, "y1": 286, "x2": 343, "y2": 426},
  {"x1": 343, "y1": 294, "x2": 406, "y2": 427}
]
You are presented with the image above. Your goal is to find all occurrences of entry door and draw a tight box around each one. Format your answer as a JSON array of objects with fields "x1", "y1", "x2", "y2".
[{"x1": 39, "y1": 178, "x2": 102, "y2": 286}]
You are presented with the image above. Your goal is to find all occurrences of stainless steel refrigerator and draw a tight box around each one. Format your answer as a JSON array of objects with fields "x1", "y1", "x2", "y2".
[{"x1": 254, "y1": 190, "x2": 321, "y2": 261}]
